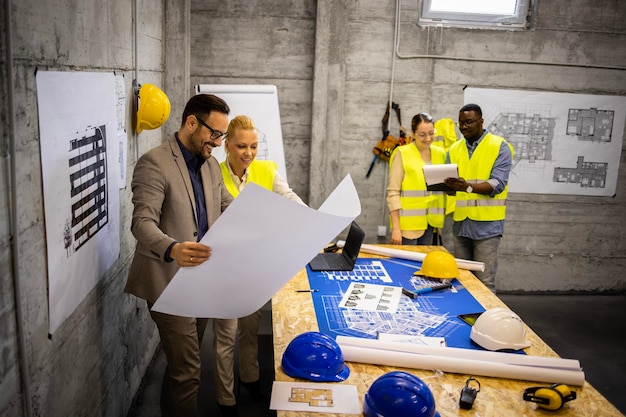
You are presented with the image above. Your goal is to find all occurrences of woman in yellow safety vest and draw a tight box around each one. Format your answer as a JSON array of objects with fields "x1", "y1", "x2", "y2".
[
  {"x1": 387, "y1": 112, "x2": 446, "y2": 245},
  {"x1": 214, "y1": 115, "x2": 305, "y2": 415}
]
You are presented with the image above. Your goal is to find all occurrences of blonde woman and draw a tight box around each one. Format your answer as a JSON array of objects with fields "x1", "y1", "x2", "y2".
[
  {"x1": 387, "y1": 112, "x2": 446, "y2": 245},
  {"x1": 214, "y1": 115, "x2": 305, "y2": 417}
]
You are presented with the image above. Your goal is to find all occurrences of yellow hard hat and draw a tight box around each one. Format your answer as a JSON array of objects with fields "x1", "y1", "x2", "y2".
[
  {"x1": 414, "y1": 250, "x2": 459, "y2": 279},
  {"x1": 135, "y1": 83, "x2": 171, "y2": 133}
]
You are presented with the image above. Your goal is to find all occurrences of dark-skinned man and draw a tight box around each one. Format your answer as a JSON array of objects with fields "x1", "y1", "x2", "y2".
[{"x1": 444, "y1": 103, "x2": 514, "y2": 293}]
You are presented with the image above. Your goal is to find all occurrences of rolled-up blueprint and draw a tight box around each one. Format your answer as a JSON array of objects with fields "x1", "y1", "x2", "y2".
[
  {"x1": 337, "y1": 338, "x2": 585, "y2": 386},
  {"x1": 336, "y1": 242, "x2": 485, "y2": 272},
  {"x1": 337, "y1": 336, "x2": 581, "y2": 371}
]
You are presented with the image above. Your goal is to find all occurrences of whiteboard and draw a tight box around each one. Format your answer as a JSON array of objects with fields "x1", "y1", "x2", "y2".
[{"x1": 194, "y1": 84, "x2": 287, "y2": 180}]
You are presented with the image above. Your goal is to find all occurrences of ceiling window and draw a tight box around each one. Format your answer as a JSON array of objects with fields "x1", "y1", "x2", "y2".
[{"x1": 419, "y1": 0, "x2": 531, "y2": 30}]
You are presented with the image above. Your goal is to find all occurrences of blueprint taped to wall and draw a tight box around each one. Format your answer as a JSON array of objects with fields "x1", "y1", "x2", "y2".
[
  {"x1": 465, "y1": 87, "x2": 626, "y2": 196},
  {"x1": 36, "y1": 71, "x2": 120, "y2": 335}
]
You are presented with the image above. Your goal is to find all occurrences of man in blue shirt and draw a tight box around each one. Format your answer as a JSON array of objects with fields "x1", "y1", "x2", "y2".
[
  {"x1": 444, "y1": 104, "x2": 513, "y2": 292},
  {"x1": 126, "y1": 94, "x2": 233, "y2": 416}
]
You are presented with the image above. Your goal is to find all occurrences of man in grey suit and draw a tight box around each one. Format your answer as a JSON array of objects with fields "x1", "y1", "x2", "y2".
[{"x1": 126, "y1": 94, "x2": 233, "y2": 417}]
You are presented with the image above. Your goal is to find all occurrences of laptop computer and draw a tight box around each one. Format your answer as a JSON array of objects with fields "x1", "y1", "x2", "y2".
[{"x1": 308, "y1": 221, "x2": 365, "y2": 271}]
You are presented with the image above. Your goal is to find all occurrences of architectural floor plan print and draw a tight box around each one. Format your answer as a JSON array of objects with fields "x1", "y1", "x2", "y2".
[
  {"x1": 36, "y1": 70, "x2": 120, "y2": 334},
  {"x1": 566, "y1": 108, "x2": 614, "y2": 142},
  {"x1": 307, "y1": 258, "x2": 486, "y2": 350},
  {"x1": 489, "y1": 109, "x2": 554, "y2": 166},
  {"x1": 551, "y1": 108, "x2": 614, "y2": 188},
  {"x1": 553, "y1": 156, "x2": 608, "y2": 188},
  {"x1": 465, "y1": 88, "x2": 626, "y2": 196},
  {"x1": 270, "y1": 381, "x2": 361, "y2": 414},
  {"x1": 323, "y1": 292, "x2": 460, "y2": 338},
  {"x1": 67, "y1": 125, "x2": 109, "y2": 252},
  {"x1": 289, "y1": 388, "x2": 333, "y2": 407}
]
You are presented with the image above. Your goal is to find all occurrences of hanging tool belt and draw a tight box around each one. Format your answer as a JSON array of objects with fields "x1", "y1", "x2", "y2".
[{"x1": 366, "y1": 102, "x2": 406, "y2": 178}]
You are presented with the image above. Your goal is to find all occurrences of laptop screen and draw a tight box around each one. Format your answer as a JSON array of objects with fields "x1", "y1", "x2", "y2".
[{"x1": 342, "y1": 222, "x2": 365, "y2": 262}]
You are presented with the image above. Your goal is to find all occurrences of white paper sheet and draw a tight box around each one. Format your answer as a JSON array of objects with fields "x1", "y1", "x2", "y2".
[
  {"x1": 340, "y1": 344, "x2": 585, "y2": 386},
  {"x1": 423, "y1": 163, "x2": 458, "y2": 188},
  {"x1": 465, "y1": 87, "x2": 626, "y2": 197},
  {"x1": 151, "y1": 174, "x2": 361, "y2": 318},
  {"x1": 338, "y1": 282, "x2": 401, "y2": 314},
  {"x1": 270, "y1": 381, "x2": 361, "y2": 414},
  {"x1": 337, "y1": 336, "x2": 585, "y2": 386},
  {"x1": 36, "y1": 71, "x2": 120, "y2": 335},
  {"x1": 336, "y1": 336, "x2": 581, "y2": 370}
]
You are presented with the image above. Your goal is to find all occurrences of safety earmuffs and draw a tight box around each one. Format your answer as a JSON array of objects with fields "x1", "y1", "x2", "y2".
[{"x1": 523, "y1": 384, "x2": 577, "y2": 411}]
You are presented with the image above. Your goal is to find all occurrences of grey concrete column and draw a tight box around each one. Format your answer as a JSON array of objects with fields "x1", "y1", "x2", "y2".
[
  {"x1": 308, "y1": 0, "x2": 352, "y2": 208},
  {"x1": 164, "y1": 0, "x2": 190, "y2": 136}
]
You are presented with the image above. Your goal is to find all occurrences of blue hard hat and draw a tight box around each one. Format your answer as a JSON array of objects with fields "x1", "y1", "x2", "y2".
[
  {"x1": 281, "y1": 331, "x2": 350, "y2": 382},
  {"x1": 363, "y1": 371, "x2": 439, "y2": 417}
]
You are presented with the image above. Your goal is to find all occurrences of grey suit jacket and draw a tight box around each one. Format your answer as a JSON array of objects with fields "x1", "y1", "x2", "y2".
[{"x1": 125, "y1": 136, "x2": 233, "y2": 304}]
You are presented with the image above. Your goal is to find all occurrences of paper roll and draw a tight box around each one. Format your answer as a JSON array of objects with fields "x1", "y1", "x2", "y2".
[
  {"x1": 336, "y1": 336, "x2": 581, "y2": 370},
  {"x1": 336, "y1": 242, "x2": 485, "y2": 272},
  {"x1": 340, "y1": 344, "x2": 586, "y2": 386}
]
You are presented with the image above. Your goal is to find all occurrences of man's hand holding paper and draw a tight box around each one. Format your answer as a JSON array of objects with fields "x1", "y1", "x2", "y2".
[
  {"x1": 151, "y1": 174, "x2": 361, "y2": 319},
  {"x1": 423, "y1": 164, "x2": 459, "y2": 192}
]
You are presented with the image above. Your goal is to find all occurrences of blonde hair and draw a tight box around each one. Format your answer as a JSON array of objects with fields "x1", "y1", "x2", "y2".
[{"x1": 226, "y1": 115, "x2": 256, "y2": 139}]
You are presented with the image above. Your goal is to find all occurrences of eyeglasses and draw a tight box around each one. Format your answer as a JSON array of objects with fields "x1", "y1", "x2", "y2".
[
  {"x1": 195, "y1": 116, "x2": 228, "y2": 141},
  {"x1": 457, "y1": 118, "x2": 481, "y2": 128}
]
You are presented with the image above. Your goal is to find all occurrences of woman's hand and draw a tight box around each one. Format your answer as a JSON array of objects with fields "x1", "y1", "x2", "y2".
[{"x1": 390, "y1": 229, "x2": 403, "y2": 245}]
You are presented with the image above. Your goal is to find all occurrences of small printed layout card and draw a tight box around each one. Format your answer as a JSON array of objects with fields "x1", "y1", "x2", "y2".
[{"x1": 338, "y1": 282, "x2": 402, "y2": 314}]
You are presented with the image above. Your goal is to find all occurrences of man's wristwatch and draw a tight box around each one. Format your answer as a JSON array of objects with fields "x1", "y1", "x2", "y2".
[{"x1": 465, "y1": 184, "x2": 473, "y2": 193}]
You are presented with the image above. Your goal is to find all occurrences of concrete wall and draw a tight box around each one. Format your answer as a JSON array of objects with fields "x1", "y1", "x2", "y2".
[
  {"x1": 1, "y1": 0, "x2": 625, "y2": 416},
  {"x1": 0, "y1": 0, "x2": 182, "y2": 415},
  {"x1": 189, "y1": 0, "x2": 317, "y2": 202},
  {"x1": 188, "y1": 0, "x2": 626, "y2": 293}
]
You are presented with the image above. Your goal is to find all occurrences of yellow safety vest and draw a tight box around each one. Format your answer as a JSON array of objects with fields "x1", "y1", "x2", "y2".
[
  {"x1": 390, "y1": 144, "x2": 447, "y2": 230},
  {"x1": 220, "y1": 159, "x2": 277, "y2": 197},
  {"x1": 449, "y1": 133, "x2": 514, "y2": 222}
]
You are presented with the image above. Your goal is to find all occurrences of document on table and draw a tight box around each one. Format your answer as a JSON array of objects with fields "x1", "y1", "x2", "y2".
[
  {"x1": 423, "y1": 163, "x2": 458, "y2": 191},
  {"x1": 151, "y1": 174, "x2": 361, "y2": 318},
  {"x1": 338, "y1": 282, "x2": 401, "y2": 314},
  {"x1": 270, "y1": 381, "x2": 361, "y2": 414}
]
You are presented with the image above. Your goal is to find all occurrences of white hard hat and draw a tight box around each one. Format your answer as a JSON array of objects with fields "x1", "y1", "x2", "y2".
[{"x1": 470, "y1": 308, "x2": 531, "y2": 351}]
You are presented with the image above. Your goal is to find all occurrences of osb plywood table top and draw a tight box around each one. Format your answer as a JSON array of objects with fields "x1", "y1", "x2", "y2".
[{"x1": 271, "y1": 245, "x2": 623, "y2": 417}]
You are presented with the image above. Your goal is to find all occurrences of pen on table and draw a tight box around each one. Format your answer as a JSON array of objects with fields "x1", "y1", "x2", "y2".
[
  {"x1": 402, "y1": 285, "x2": 451, "y2": 298},
  {"x1": 296, "y1": 289, "x2": 319, "y2": 293},
  {"x1": 413, "y1": 284, "x2": 452, "y2": 295}
]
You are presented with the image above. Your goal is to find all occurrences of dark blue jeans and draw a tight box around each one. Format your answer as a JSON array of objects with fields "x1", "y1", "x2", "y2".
[
  {"x1": 401, "y1": 225, "x2": 435, "y2": 246},
  {"x1": 453, "y1": 234, "x2": 501, "y2": 293}
]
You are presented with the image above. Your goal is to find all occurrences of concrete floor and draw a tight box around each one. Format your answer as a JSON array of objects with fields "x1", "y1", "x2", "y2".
[
  {"x1": 127, "y1": 301, "x2": 276, "y2": 417},
  {"x1": 499, "y1": 294, "x2": 626, "y2": 416},
  {"x1": 127, "y1": 295, "x2": 626, "y2": 417}
]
